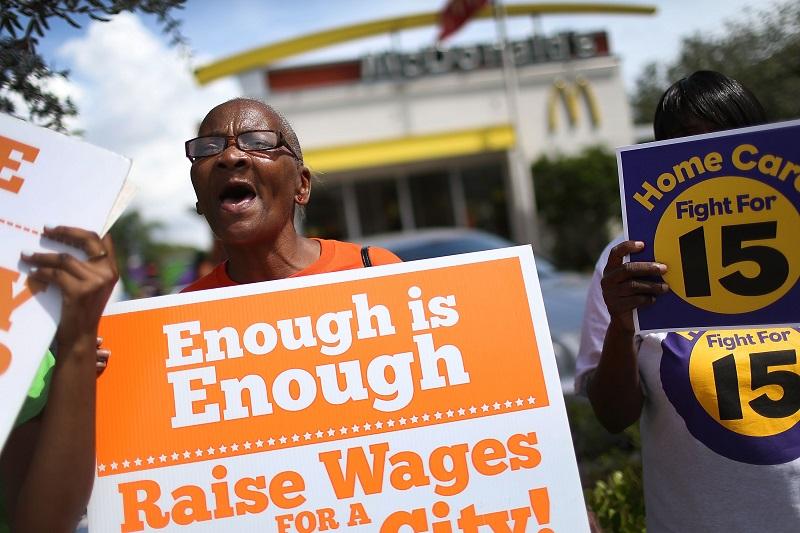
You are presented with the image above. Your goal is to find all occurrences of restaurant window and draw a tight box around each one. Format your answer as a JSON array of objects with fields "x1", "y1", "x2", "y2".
[
  {"x1": 355, "y1": 177, "x2": 401, "y2": 236},
  {"x1": 408, "y1": 170, "x2": 454, "y2": 228},
  {"x1": 304, "y1": 182, "x2": 346, "y2": 240},
  {"x1": 461, "y1": 164, "x2": 510, "y2": 238}
]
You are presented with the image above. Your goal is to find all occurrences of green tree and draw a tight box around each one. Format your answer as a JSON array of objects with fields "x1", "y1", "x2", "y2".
[
  {"x1": 1, "y1": 0, "x2": 185, "y2": 131},
  {"x1": 533, "y1": 146, "x2": 620, "y2": 270},
  {"x1": 109, "y1": 210, "x2": 198, "y2": 296},
  {"x1": 631, "y1": 0, "x2": 800, "y2": 124}
]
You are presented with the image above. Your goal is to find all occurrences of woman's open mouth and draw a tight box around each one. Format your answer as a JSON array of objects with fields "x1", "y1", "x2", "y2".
[{"x1": 218, "y1": 182, "x2": 257, "y2": 213}]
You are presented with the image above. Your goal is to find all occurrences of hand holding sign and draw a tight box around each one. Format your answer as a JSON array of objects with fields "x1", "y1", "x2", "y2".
[
  {"x1": 21, "y1": 226, "x2": 119, "y2": 347},
  {"x1": 600, "y1": 240, "x2": 669, "y2": 333},
  {"x1": 0, "y1": 113, "x2": 131, "y2": 532},
  {"x1": 0, "y1": 113, "x2": 130, "y2": 447}
]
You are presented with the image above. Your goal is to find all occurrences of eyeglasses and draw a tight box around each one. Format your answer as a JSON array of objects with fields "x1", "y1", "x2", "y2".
[{"x1": 185, "y1": 130, "x2": 299, "y2": 162}]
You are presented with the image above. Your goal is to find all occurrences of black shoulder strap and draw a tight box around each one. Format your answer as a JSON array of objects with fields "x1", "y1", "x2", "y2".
[{"x1": 360, "y1": 246, "x2": 373, "y2": 267}]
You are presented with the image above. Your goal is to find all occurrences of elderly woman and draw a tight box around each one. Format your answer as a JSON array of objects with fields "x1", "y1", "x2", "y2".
[{"x1": 182, "y1": 98, "x2": 399, "y2": 293}]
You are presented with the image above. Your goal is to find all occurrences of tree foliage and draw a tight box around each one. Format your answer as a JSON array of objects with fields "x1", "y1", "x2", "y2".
[
  {"x1": 109, "y1": 210, "x2": 197, "y2": 297},
  {"x1": 0, "y1": 0, "x2": 186, "y2": 131},
  {"x1": 631, "y1": 0, "x2": 800, "y2": 124},
  {"x1": 533, "y1": 146, "x2": 620, "y2": 270}
]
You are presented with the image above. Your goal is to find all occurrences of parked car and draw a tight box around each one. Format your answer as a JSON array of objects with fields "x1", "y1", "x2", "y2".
[{"x1": 362, "y1": 228, "x2": 590, "y2": 394}]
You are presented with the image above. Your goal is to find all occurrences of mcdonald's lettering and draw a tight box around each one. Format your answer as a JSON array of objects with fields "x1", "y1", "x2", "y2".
[
  {"x1": 547, "y1": 78, "x2": 601, "y2": 132},
  {"x1": 362, "y1": 31, "x2": 608, "y2": 82},
  {"x1": 0, "y1": 135, "x2": 40, "y2": 194}
]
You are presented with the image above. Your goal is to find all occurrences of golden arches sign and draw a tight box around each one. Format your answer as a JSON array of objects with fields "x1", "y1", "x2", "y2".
[
  {"x1": 547, "y1": 78, "x2": 601, "y2": 132},
  {"x1": 194, "y1": 3, "x2": 656, "y2": 85}
]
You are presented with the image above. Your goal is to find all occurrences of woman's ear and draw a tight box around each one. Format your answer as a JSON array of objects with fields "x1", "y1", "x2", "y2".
[{"x1": 295, "y1": 166, "x2": 312, "y2": 206}]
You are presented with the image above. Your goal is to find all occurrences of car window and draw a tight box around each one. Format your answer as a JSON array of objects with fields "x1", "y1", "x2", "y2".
[{"x1": 391, "y1": 234, "x2": 513, "y2": 261}]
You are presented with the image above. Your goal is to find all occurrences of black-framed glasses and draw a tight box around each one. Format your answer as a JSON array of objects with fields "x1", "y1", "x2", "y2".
[{"x1": 185, "y1": 130, "x2": 299, "y2": 162}]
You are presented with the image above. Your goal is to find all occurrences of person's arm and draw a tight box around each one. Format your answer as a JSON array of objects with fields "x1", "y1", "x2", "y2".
[
  {"x1": 5, "y1": 226, "x2": 117, "y2": 532},
  {"x1": 587, "y1": 240, "x2": 668, "y2": 433}
]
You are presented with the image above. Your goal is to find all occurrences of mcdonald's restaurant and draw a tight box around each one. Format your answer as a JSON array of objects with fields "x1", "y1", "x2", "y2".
[{"x1": 196, "y1": 16, "x2": 636, "y2": 246}]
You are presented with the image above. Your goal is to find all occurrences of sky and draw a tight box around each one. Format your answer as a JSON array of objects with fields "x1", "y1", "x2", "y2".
[{"x1": 33, "y1": 0, "x2": 776, "y2": 248}]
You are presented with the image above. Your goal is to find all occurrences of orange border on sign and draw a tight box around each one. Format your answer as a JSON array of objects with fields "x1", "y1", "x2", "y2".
[{"x1": 96, "y1": 257, "x2": 549, "y2": 476}]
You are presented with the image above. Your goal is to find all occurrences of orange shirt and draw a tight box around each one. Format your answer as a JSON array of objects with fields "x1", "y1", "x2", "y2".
[{"x1": 181, "y1": 239, "x2": 400, "y2": 292}]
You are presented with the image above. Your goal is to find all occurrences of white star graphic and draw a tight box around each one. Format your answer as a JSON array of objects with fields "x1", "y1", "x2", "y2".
[
  {"x1": 316, "y1": 430, "x2": 324, "y2": 438},
  {"x1": 375, "y1": 421, "x2": 383, "y2": 429},
  {"x1": 387, "y1": 419, "x2": 395, "y2": 427},
  {"x1": 399, "y1": 417, "x2": 407, "y2": 425},
  {"x1": 292, "y1": 434, "x2": 300, "y2": 442},
  {"x1": 363, "y1": 422, "x2": 372, "y2": 431},
  {"x1": 231, "y1": 443, "x2": 239, "y2": 452},
  {"x1": 446, "y1": 409, "x2": 454, "y2": 418},
  {"x1": 244, "y1": 441, "x2": 252, "y2": 450},
  {"x1": 195, "y1": 449, "x2": 203, "y2": 457},
  {"x1": 134, "y1": 458, "x2": 142, "y2": 467},
  {"x1": 255, "y1": 439, "x2": 264, "y2": 448},
  {"x1": 434, "y1": 411, "x2": 443, "y2": 419},
  {"x1": 527, "y1": 396, "x2": 536, "y2": 405},
  {"x1": 351, "y1": 424, "x2": 360, "y2": 433},
  {"x1": 481, "y1": 404, "x2": 489, "y2": 412},
  {"x1": 410, "y1": 415, "x2": 419, "y2": 423},
  {"x1": 171, "y1": 452, "x2": 179, "y2": 461},
  {"x1": 110, "y1": 462, "x2": 118, "y2": 470},
  {"x1": 219, "y1": 445, "x2": 227, "y2": 454},
  {"x1": 160, "y1": 455, "x2": 167, "y2": 463},
  {"x1": 183, "y1": 450, "x2": 191, "y2": 459},
  {"x1": 207, "y1": 447, "x2": 215, "y2": 455},
  {"x1": 493, "y1": 402, "x2": 501, "y2": 410},
  {"x1": 458, "y1": 408, "x2": 465, "y2": 416},
  {"x1": 340, "y1": 426, "x2": 348, "y2": 435},
  {"x1": 146, "y1": 456, "x2": 155, "y2": 465},
  {"x1": 98, "y1": 464, "x2": 106, "y2": 473},
  {"x1": 422, "y1": 413, "x2": 430, "y2": 422},
  {"x1": 122, "y1": 460, "x2": 130, "y2": 468},
  {"x1": 469, "y1": 406, "x2": 477, "y2": 414},
  {"x1": 504, "y1": 400, "x2": 512, "y2": 408},
  {"x1": 327, "y1": 428, "x2": 336, "y2": 437},
  {"x1": 268, "y1": 438, "x2": 276, "y2": 446},
  {"x1": 304, "y1": 432, "x2": 312, "y2": 440},
  {"x1": 516, "y1": 398, "x2": 524, "y2": 406},
  {"x1": 280, "y1": 436, "x2": 288, "y2": 444}
]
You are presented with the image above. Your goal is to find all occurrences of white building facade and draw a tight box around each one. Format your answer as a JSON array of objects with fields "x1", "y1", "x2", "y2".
[{"x1": 200, "y1": 24, "x2": 636, "y2": 245}]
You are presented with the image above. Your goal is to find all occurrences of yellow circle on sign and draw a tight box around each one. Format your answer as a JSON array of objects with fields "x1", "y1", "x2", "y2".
[
  {"x1": 654, "y1": 177, "x2": 800, "y2": 313},
  {"x1": 689, "y1": 329, "x2": 800, "y2": 437}
]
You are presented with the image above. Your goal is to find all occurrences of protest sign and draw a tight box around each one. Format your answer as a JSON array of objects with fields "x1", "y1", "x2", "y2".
[
  {"x1": 618, "y1": 120, "x2": 800, "y2": 332},
  {"x1": 0, "y1": 113, "x2": 130, "y2": 448},
  {"x1": 660, "y1": 327, "x2": 800, "y2": 465},
  {"x1": 88, "y1": 247, "x2": 589, "y2": 532}
]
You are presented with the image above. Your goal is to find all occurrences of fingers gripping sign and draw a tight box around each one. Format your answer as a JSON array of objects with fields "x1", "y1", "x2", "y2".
[
  {"x1": 20, "y1": 226, "x2": 119, "y2": 348},
  {"x1": 601, "y1": 240, "x2": 669, "y2": 332},
  {"x1": 96, "y1": 336, "x2": 111, "y2": 376}
]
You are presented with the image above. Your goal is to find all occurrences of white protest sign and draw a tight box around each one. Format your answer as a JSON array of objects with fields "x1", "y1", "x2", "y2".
[
  {"x1": 89, "y1": 247, "x2": 589, "y2": 532},
  {"x1": 0, "y1": 113, "x2": 130, "y2": 448}
]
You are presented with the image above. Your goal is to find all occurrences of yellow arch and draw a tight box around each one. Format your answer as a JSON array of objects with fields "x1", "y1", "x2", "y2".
[
  {"x1": 194, "y1": 3, "x2": 656, "y2": 85},
  {"x1": 547, "y1": 77, "x2": 601, "y2": 132}
]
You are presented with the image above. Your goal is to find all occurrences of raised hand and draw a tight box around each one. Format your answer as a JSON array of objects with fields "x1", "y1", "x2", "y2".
[
  {"x1": 600, "y1": 240, "x2": 669, "y2": 333},
  {"x1": 21, "y1": 226, "x2": 118, "y2": 349}
]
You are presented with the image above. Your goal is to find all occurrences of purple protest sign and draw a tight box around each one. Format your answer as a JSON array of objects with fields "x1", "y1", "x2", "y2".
[{"x1": 617, "y1": 120, "x2": 800, "y2": 332}]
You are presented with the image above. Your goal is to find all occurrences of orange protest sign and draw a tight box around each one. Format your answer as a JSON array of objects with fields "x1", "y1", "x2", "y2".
[{"x1": 89, "y1": 247, "x2": 589, "y2": 532}]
